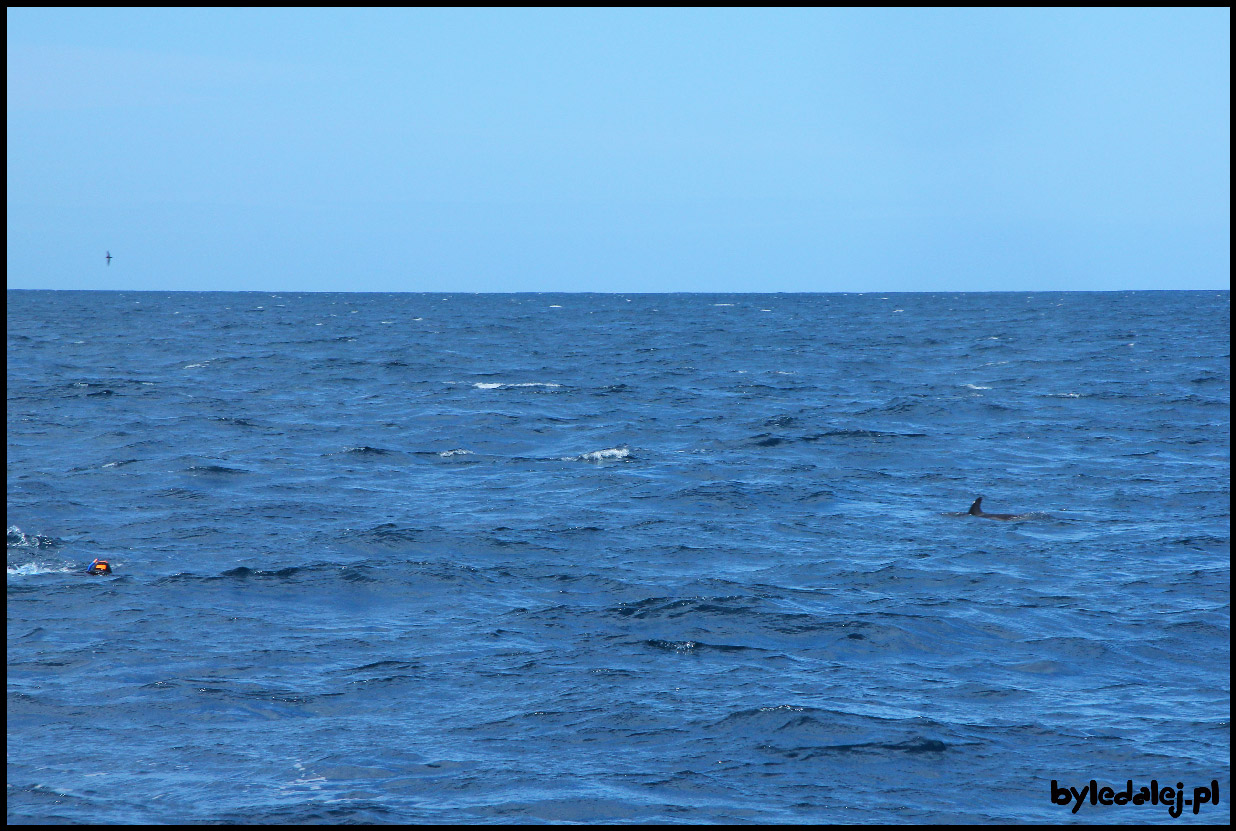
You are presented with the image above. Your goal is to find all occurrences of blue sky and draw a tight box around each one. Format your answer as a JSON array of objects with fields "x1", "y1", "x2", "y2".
[{"x1": 6, "y1": 8, "x2": 1229, "y2": 292}]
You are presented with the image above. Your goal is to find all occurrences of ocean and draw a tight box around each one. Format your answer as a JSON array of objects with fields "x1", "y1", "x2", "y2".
[{"x1": 7, "y1": 289, "x2": 1229, "y2": 823}]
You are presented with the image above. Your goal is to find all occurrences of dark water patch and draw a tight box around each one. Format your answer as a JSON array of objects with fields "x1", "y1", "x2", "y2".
[
  {"x1": 768, "y1": 738, "x2": 949, "y2": 758},
  {"x1": 217, "y1": 565, "x2": 301, "y2": 580},
  {"x1": 803, "y1": 429, "x2": 927, "y2": 440},
  {"x1": 184, "y1": 464, "x2": 249, "y2": 475},
  {"x1": 343, "y1": 524, "x2": 423, "y2": 547},
  {"x1": 332, "y1": 445, "x2": 397, "y2": 456},
  {"x1": 157, "y1": 565, "x2": 306, "y2": 583},
  {"x1": 156, "y1": 487, "x2": 207, "y2": 500},
  {"x1": 339, "y1": 565, "x2": 377, "y2": 582},
  {"x1": 140, "y1": 680, "x2": 178, "y2": 690},
  {"x1": 215, "y1": 802, "x2": 404, "y2": 824},
  {"x1": 1172, "y1": 535, "x2": 1227, "y2": 549},
  {"x1": 614, "y1": 595, "x2": 755, "y2": 620},
  {"x1": 343, "y1": 659, "x2": 422, "y2": 674},
  {"x1": 210, "y1": 416, "x2": 262, "y2": 427},
  {"x1": 643, "y1": 639, "x2": 764, "y2": 654}
]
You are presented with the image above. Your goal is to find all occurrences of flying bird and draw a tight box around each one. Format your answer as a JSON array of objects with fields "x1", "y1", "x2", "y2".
[{"x1": 105, "y1": 251, "x2": 112, "y2": 266}]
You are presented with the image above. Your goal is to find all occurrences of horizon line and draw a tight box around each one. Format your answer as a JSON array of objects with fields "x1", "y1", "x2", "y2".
[{"x1": 6, "y1": 287, "x2": 1230, "y2": 295}]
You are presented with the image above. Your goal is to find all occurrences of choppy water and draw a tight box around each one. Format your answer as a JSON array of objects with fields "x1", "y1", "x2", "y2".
[{"x1": 7, "y1": 290, "x2": 1230, "y2": 823}]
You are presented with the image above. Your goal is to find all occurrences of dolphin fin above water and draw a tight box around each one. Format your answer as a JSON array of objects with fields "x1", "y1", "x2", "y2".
[{"x1": 963, "y1": 495, "x2": 1029, "y2": 521}]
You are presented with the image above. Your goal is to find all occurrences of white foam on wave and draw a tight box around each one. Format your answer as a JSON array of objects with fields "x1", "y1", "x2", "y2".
[
  {"x1": 964, "y1": 384, "x2": 991, "y2": 390},
  {"x1": 438, "y1": 449, "x2": 473, "y2": 457},
  {"x1": 473, "y1": 382, "x2": 561, "y2": 390},
  {"x1": 8, "y1": 562, "x2": 75, "y2": 577},
  {"x1": 8, "y1": 526, "x2": 57, "y2": 548},
  {"x1": 571, "y1": 446, "x2": 631, "y2": 462}
]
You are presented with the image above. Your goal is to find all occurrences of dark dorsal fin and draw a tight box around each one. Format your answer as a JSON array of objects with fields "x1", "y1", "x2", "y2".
[{"x1": 968, "y1": 497, "x2": 983, "y2": 515}]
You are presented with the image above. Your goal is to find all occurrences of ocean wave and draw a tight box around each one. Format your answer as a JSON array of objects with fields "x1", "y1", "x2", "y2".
[
  {"x1": 7, "y1": 562, "x2": 76, "y2": 577},
  {"x1": 7, "y1": 527, "x2": 63, "y2": 549},
  {"x1": 185, "y1": 464, "x2": 249, "y2": 474},
  {"x1": 642, "y1": 638, "x2": 763, "y2": 653},
  {"x1": 568, "y1": 446, "x2": 632, "y2": 462},
  {"x1": 473, "y1": 382, "x2": 562, "y2": 390}
]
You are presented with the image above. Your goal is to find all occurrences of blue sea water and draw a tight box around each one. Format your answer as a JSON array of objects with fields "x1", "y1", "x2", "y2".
[{"x1": 7, "y1": 289, "x2": 1230, "y2": 824}]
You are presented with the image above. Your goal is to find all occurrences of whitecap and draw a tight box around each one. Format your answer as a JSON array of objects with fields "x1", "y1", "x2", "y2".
[
  {"x1": 8, "y1": 562, "x2": 75, "y2": 576},
  {"x1": 7, "y1": 527, "x2": 60, "y2": 549},
  {"x1": 473, "y1": 382, "x2": 561, "y2": 390},
  {"x1": 572, "y1": 447, "x2": 632, "y2": 462},
  {"x1": 438, "y1": 449, "x2": 473, "y2": 457},
  {"x1": 964, "y1": 384, "x2": 991, "y2": 390}
]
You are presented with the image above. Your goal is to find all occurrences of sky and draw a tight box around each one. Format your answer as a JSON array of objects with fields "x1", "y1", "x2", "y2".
[{"x1": 6, "y1": 8, "x2": 1230, "y2": 292}]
